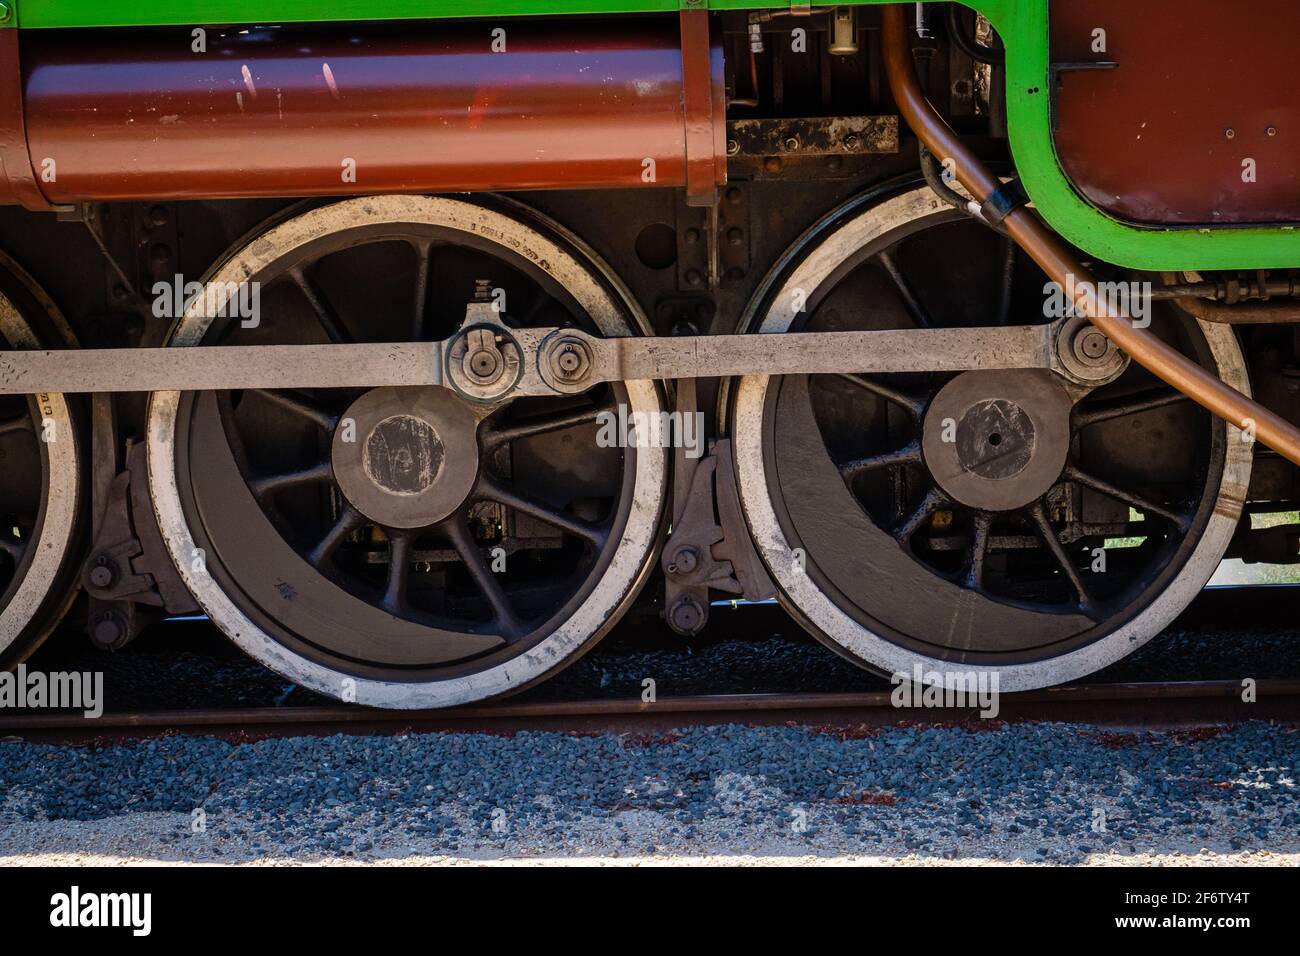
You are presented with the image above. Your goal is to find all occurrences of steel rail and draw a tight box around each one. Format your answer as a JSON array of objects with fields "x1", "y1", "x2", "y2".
[
  {"x1": 880, "y1": 3, "x2": 1300, "y2": 469},
  {"x1": 2, "y1": 680, "x2": 1298, "y2": 744}
]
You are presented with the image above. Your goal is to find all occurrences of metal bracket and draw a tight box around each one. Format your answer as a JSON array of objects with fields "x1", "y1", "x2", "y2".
[
  {"x1": 83, "y1": 468, "x2": 158, "y2": 605},
  {"x1": 82, "y1": 440, "x2": 198, "y2": 651},
  {"x1": 661, "y1": 380, "x2": 774, "y2": 636},
  {"x1": 712, "y1": 438, "x2": 776, "y2": 602},
  {"x1": 1048, "y1": 60, "x2": 1119, "y2": 132},
  {"x1": 82, "y1": 441, "x2": 199, "y2": 614},
  {"x1": 727, "y1": 116, "x2": 900, "y2": 157},
  {"x1": 679, "y1": 6, "x2": 724, "y2": 207}
]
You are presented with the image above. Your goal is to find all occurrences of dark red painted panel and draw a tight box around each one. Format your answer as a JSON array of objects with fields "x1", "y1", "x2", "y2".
[{"x1": 1052, "y1": 0, "x2": 1300, "y2": 226}]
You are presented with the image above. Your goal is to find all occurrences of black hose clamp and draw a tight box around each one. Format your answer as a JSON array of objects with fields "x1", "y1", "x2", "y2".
[{"x1": 980, "y1": 177, "x2": 1030, "y2": 226}]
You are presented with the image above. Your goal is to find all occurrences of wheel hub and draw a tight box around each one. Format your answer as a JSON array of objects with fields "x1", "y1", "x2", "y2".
[
  {"x1": 365, "y1": 415, "x2": 444, "y2": 495},
  {"x1": 953, "y1": 398, "x2": 1036, "y2": 480},
  {"x1": 331, "y1": 386, "x2": 480, "y2": 528},
  {"x1": 922, "y1": 369, "x2": 1073, "y2": 511}
]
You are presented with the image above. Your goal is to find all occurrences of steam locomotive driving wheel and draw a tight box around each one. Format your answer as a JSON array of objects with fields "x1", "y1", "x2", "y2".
[
  {"x1": 732, "y1": 186, "x2": 1251, "y2": 690},
  {"x1": 146, "y1": 196, "x2": 667, "y2": 708},
  {"x1": 0, "y1": 253, "x2": 82, "y2": 669}
]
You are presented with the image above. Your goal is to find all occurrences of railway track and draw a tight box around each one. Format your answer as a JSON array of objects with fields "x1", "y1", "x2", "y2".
[{"x1": 3, "y1": 679, "x2": 1298, "y2": 746}]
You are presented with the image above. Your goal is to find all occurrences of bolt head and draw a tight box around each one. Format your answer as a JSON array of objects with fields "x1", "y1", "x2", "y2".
[
  {"x1": 1079, "y1": 330, "x2": 1109, "y2": 360},
  {"x1": 91, "y1": 612, "x2": 126, "y2": 647},
  {"x1": 465, "y1": 347, "x2": 503, "y2": 383},
  {"x1": 557, "y1": 348, "x2": 581, "y2": 374},
  {"x1": 547, "y1": 337, "x2": 592, "y2": 384},
  {"x1": 668, "y1": 596, "x2": 705, "y2": 634},
  {"x1": 673, "y1": 546, "x2": 700, "y2": 574}
]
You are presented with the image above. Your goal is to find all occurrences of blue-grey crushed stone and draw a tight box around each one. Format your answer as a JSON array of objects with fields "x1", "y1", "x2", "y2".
[{"x1": 1, "y1": 720, "x2": 1295, "y2": 862}]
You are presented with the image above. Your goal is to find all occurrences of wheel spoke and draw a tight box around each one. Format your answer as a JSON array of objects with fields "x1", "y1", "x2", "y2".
[
  {"x1": 995, "y1": 236, "x2": 1016, "y2": 326},
  {"x1": 246, "y1": 389, "x2": 338, "y2": 433},
  {"x1": 289, "y1": 264, "x2": 350, "y2": 344},
  {"x1": 443, "y1": 516, "x2": 527, "y2": 641},
  {"x1": 382, "y1": 531, "x2": 413, "y2": 614},
  {"x1": 1074, "y1": 388, "x2": 1190, "y2": 429},
  {"x1": 1064, "y1": 464, "x2": 1191, "y2": 532},
  {"x1": 477, "y1": 474, "x2": 608, "y2": 547},
  {"x1": 0, "y1": 415, "x2": 33, "y2": 438},
  {"x1": 307, "y1": 504, "x2": 366, "y2": 568},
  {"x1": 833, "y1": 373, "x2": 926, "y2": 419},
  {"x1": 520, "y1": 287, "x2": 557, "y2": 325},
  {"x1": 964, "y1": 509, "x2": 992, "y2": 590},
  {"x1": 250, "y1": 460, "x2": 333, "y2": 501},
  {"x1": 411, "y1": 239, "x2": 433, "y2": 340},
  {"x1": 839, "y1": 441, "x2": 922, "y2": 479},
  {"x1": 894, "y1": 486, "x2": 947, "y2": 544},
  {"x1": 482, "y1": 402, "x2": 612, "y2": 451},
  {"x1": 1028, "y1": 500, "x2": 1098, "y2": 617},
  {"x1": 0, "y1": 529, "x2": 25, "y2": 563},
  {"x1": 877, "y1": 248, "x2": 933, "y2": 328}
]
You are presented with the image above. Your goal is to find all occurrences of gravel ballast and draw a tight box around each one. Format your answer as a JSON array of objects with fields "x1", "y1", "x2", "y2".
[{"x1": 1, "y1": 720, "x2": 1296, "y2": 865}]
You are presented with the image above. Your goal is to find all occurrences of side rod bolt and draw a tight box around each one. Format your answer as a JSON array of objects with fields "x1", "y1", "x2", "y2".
[
  {"x1": 462, "y1": 329, "x2": 505, "y2": 385},
  {"x1": 546, "y1": 337, "x2": 593, "y2": 386}
]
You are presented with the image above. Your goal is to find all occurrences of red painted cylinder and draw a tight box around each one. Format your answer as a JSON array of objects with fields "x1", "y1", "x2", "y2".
[{"x1": 16, "y1": 19, "x2": 724, "y2": 203}]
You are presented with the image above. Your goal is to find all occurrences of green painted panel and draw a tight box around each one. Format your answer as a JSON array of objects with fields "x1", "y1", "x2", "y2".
[
  {"x1": 11, "y1": 0, "x2": 682, "y2": 28},
  {"x1": 4, "y1": 0, "x2": 1298, "y2": 268},
  {"x1": 981, "y1": 0, "x2": 1300, "y2": 270}
]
